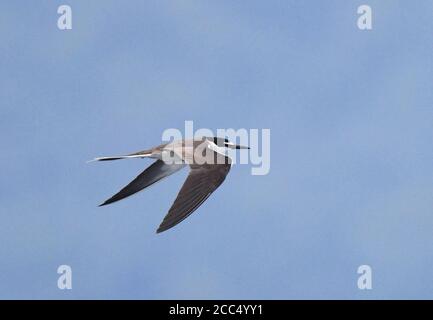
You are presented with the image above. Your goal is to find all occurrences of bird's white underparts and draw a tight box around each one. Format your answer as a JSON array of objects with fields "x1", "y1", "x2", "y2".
[{"x1": 90, "y1": 137, "x2": 249, "y2": 233}]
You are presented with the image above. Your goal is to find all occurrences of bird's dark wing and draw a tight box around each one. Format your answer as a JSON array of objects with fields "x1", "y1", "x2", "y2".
[
  {"x1": 99, "y1": 160, "x2": 185, "y2": 206},
  {"x1": 157, "y1": 158, "x2": 231, "y2": 233}
]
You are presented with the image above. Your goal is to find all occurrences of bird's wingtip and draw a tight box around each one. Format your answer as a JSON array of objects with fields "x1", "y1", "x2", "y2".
[{"x1": 156, "y1": 225, "x2": 167, "y2": 234}]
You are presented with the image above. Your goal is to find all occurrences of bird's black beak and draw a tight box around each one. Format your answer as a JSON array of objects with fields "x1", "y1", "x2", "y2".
[{"x1": 235, "y1": 144, "x2": 250, "y2": 149}]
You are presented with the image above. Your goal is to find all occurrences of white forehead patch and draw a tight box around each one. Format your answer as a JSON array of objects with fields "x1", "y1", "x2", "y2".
[{"x1": 207, "y1": 140, "x2": 228, "y2": 156}]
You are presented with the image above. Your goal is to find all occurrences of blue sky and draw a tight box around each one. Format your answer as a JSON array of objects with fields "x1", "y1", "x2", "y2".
[{"x1": 0, "y1": 0, "x2": 432, "y2": 299}]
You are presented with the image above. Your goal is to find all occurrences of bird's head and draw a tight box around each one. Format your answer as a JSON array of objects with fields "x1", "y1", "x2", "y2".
[{"x1": 209, "y1": 137, "x2": 250, "y2": 149}]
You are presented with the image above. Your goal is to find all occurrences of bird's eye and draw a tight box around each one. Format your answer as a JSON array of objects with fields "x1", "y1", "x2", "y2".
[{"x1": 224, "y1": 138, "x2": 229, "y2": 143}]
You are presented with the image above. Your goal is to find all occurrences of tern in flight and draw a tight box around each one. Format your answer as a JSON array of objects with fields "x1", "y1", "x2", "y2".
[{"x1": 91, "y1": 137, "x2": 249, "y2": 233}]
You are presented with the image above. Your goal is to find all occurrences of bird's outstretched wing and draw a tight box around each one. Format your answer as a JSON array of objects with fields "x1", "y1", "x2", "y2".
[
  {"x1": 157, "y1": 159, "x2": 231, "y2": 233},
  {"x1": 99, "y1": 160, "x2": 185, "y2": 206}
]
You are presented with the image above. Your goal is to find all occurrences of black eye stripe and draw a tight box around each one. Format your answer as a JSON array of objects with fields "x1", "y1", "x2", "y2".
[{"x1": 212, "y1": 137, "x2": 230, "y2": 146}]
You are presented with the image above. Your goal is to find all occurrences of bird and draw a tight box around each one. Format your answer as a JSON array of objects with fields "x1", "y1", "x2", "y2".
[{"x1": 90, "y1": 137, "x2": 249, "y2": 233}]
